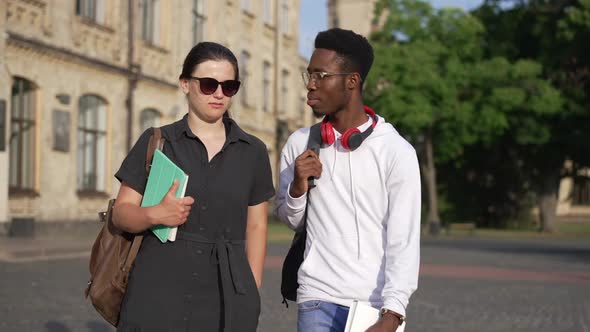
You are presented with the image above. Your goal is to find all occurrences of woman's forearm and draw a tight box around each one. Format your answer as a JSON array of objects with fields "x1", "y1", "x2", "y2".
[
  {"x1": 245, "y1": 203, "x2": 269, "y2": 289},
  {"x1": 246, "y1": 222, "x2": 267, "y2": 288},
  {"x1": 112, "y1": 202, "x2": 156, "y2": 233}
]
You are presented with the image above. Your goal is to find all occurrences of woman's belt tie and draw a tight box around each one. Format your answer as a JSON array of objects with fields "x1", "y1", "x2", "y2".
[{"x1": 177, "y1": 231, "x2": 246, "y2": 332}]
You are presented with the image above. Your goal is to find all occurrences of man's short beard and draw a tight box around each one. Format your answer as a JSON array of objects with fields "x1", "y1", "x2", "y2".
[{"x1": 312, "y1": 110, "x2": 323, "y2": 119}]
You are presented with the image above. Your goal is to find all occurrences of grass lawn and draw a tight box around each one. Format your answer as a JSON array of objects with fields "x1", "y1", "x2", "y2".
[
  {"x1": 433, "y1": 221, "x2": 590, "y2": 240},
  {"x1": 267, "y1": 221, "x2": 295, "y2": 243},
  {"x1": 267, "y1": 218, "x2": 590, "y2": 243}
]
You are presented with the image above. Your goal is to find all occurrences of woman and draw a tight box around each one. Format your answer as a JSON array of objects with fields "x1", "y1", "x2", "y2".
[{"x1": 112, "y1": 42, "x2": 275, "y2": 332}]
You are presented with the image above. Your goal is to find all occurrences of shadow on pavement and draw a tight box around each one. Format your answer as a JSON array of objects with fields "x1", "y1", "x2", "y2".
[
  {"x1": 423, "y1": 237, "x2": 590, "y2": 264},
  {"x1": 87, "y1": 320, "x2": 114, "y2": 332},
  {"x1": 45, "y1": 321, "x2": 69, "y2": 332},
  {"x1": 44, "y1": 320, "x2": 113, "y2": 332}
]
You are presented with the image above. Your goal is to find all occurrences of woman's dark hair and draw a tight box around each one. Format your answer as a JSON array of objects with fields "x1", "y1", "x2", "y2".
[
  {"x1": 179, "y1": 42, "x2": 239, "y2": 80},
  {"x1": 314, "y1": 28, "x2": 374, "y2": 84}
]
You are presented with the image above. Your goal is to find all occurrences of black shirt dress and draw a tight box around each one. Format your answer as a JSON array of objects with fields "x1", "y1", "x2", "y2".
[{"x1": 114, "y1": 115, "x2": 275, "y2": 332}]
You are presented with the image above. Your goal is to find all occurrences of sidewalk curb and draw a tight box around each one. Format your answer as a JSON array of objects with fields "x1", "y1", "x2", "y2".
[{"x1": 0, "y1": 241, "x2": 93, "y2": 263}]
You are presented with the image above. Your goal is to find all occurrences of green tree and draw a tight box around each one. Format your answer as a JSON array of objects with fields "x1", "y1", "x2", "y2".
[
  {"x1": 367, "y1": 0, "x2": 562, "y2": 233},
  {"x1": 474, "y1": 0, "x2": 590, "y2": 232}
]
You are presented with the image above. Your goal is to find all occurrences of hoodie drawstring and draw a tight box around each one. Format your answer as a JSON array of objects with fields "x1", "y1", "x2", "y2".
[{"x1": 349, "y1": 151, "x2": 361, "y2": 260}]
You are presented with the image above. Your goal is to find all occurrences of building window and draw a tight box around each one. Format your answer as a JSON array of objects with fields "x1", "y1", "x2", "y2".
[
  {"x1": 9, "y1": 77, "x2": 36, "y2": 191},
  {"x1": 140, "y1": 108, "x2": 161, "y2": 132},
  {"x1": 263, "y1": 0, "x2": 273, "y2": 24},
  {"x1": 76, "y1": 0, "x2": 106, "y2": 24},
  {"x1": 139, "y1": 0, "x2": 160, "y2": 44},
  {"x1": 241, "y1": 0, "x2": 250, "y2": 12},
  {"x1": 263, "y1": 61, "x2": 271, "y2": 112},
  {"x1": 280, "y1": 0, "x2": 289, "y2": 34},
  {"x1": 78, "y1": 95, "x2": 107, "y2": 192},
  {"x1": 192, "y1": 0, "x2": 205, "y2": 45},
  {"x1": 332, "y1": 16, "x2": 339, "y2": 28},
  {"x1": 240, "y1": 51, "x2": 250, "y2": 106},
  {"x1": 281, "y1": 69, "x2": 289, "y2": 115},
  {"x1": 573, "y1": 175, "x2": 590, "y2": 206}
]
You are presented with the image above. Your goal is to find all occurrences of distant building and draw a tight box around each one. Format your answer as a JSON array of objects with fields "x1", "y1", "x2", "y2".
[
  {"x1": 327, "y1": 0, "x2": 377, "y2": 36},
  {"x1": 0, "y1": 0, "x2": 313, "y2": 234},
  {"x1": 327, "y1": 0, "x2": 590, "y2": 218}
]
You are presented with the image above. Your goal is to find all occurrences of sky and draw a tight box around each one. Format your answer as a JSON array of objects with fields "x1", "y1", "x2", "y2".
[{"x1": 299, "y1": 0, "x2": 485, "y2": 58}]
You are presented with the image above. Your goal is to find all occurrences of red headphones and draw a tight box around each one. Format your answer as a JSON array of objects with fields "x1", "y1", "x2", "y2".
[{"x1": 320, "y1": 106, "x2": 378, "y2": 151}]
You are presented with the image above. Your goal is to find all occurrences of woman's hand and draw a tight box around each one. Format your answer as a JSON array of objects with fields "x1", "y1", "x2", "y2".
[{"x1": 148, "y1": 180, "x2": 195, "y2": 227}]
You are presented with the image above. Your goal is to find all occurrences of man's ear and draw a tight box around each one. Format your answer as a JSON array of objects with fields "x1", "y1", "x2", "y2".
[{"x1": 347, "y1": 73, "x2": 361, "y2": 90}]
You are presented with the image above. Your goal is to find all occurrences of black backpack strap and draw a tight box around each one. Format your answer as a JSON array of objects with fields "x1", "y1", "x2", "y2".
[
  {"x1": 281, "y1": 123, "x2": 322, "y2": 307},
  {"x1": 307, "y1": 123, "x2": 322, "y2": 189},
  {"x1": 308, "y1": 123, "x2": 322, "y2": 151}
]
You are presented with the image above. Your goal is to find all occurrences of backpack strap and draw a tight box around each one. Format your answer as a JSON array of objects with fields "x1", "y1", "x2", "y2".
[
  {"x1": 308, "y1": 123, "x2": 322, "y2": 151},
  {"x1": 145, "y1": 127, "x2": 165, "y2": 173},
  {"x1": 281, "y1": 123, "x2": 322, "y2": 307},
  {"x1": 124, "y1": 127, "x2": 165, "y2": 272},
  {"x1": 307, "y1": 123, "x2": 322, "y2": 189}
]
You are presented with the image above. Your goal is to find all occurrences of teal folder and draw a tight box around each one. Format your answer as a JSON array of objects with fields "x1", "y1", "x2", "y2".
[{"x1": 141, "y1": 150, "x2": 189, "y2": 243}]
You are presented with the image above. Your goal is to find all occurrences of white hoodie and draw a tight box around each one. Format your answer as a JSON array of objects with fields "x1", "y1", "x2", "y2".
[{"x1": 276, "y1": 115, "x2": 421, "y2": 317}]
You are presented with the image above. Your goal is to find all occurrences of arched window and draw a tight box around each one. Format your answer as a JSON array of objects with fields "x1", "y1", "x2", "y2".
[
  {"x1": 140, "y1": 108, "x2": 161, "y2": 132},
  {"x1": 77, "y1": 95, "x2": 107, "y2": 192},
  {"x1": 9, "y1": 77, "x2": 37, "y2": 191},
  {"x1": 139, "y1": 0, "x2": 161, "y2": 44},
  {"x1": 192, "y1": 0, "x2": 205, "y2": 45}
]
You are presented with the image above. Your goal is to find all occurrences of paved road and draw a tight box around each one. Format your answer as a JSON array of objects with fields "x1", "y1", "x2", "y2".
[{"x1": 1, "y1": 237, "x2": 589, "y2": 332}]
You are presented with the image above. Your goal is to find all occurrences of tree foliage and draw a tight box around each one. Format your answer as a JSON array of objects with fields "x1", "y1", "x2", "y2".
[{"x1": 367, "y1": 0, "x2": 563, "y2": 230}]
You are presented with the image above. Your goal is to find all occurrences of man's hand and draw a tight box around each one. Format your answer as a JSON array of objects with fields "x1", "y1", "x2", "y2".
[
  {"x1": 148, "y1": 179, "x2": 195, "y2": 227},
  {"x1": 289, "y1": 149, "x2": 322, "y2": 198},
  {"x1": 365, "y1": 314, "x2": 401, "y2": 332}
]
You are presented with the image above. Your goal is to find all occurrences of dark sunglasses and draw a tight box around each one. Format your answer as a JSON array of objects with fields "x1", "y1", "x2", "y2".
[{"x1": 189, "y1": 76, "x2": 241, "y2": 97}]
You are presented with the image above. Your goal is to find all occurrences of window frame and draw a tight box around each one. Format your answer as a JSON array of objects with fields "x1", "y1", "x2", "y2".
[
  {"x1": 192, "y1": 0, "x2": 206, "y2": 45},
  {"x1": 240, "y1": 51, "x2": 251, "y2": 107},
  {"x1": 76, "y1": 0, "x2": 106, "y2": 25},
  {"x1": 77, "y1": 94, "x2": 108, "y2": 194},
  {"x1": 9, "y1": 77, "x2": 37, "y2": 193},
  {"x1": 262, "y1": 61, "x2": 272, "y2": 113},
  {"x1": 139, "y1": 108, "x2": 162, "y2": 132},
  {"x1": 139, "y1": 0, "x2": 160, "y2": 45}
]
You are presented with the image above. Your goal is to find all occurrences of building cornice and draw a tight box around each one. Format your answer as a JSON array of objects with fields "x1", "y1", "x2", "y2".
[{"x1": 7, "y1": 32, "x2": 178, "y2": 90}]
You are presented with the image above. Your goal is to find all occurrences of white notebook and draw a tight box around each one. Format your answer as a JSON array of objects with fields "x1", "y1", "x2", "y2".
[{"x1": 344, "y1": 300, "x2": 406, "y2": 332}]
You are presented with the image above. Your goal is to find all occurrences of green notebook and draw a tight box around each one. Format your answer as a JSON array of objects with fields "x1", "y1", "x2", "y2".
[{"x1": 141, "y1": 149, "x2": 189, "y2": 243}]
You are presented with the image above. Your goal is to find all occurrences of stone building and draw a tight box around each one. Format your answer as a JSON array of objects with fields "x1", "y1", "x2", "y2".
[{"x1": 0, "y1": 0, "x2": 314, "y2": 234}]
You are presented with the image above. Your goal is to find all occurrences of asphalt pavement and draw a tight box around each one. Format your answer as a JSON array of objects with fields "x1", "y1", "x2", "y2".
[{"x1": 0, "y1": 233, "x2": 589, "y2": 332}]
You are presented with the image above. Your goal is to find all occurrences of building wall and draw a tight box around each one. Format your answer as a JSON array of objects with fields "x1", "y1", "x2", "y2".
[
  {"x1": 1, "y1": 0, "x2": 311, "y2": 227},
  {"x1": 327, "y1": 0, "x2": 377, "y2": 36},
  {"x1": 0, "y1": 1, "x2": 10, "y2": 233}
]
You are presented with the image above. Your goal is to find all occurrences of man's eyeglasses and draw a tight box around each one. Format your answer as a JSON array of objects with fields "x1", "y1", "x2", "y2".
[
  {"x1": 189, "y1": 77, "x2": 241, "y2": 97},
  {"x1": 301, "y1": 71, "x2": 355, "y2": 87}
]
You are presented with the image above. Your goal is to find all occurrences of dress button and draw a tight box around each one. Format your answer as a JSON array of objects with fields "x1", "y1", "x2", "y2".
[
  {"x1": 196, "y1": 249, "x2": 203, "y2": 254},
  {"x1": 192, "y1": 272, "x2": 199, "y2": 278},
  {"x1": 199, "y1": 226, "x2": 205, "y2": 231},
  {"x1": 224, "y1": 227, "x2": 231, "y2": 233},
  {"x1": 201, "y1": 205, "x2": 207, "y2": 211}
]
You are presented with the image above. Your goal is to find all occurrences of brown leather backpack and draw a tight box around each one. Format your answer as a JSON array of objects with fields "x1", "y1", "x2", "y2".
[{"x1": 85, "y1": 127, "x2": 164, "y2": 327}]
